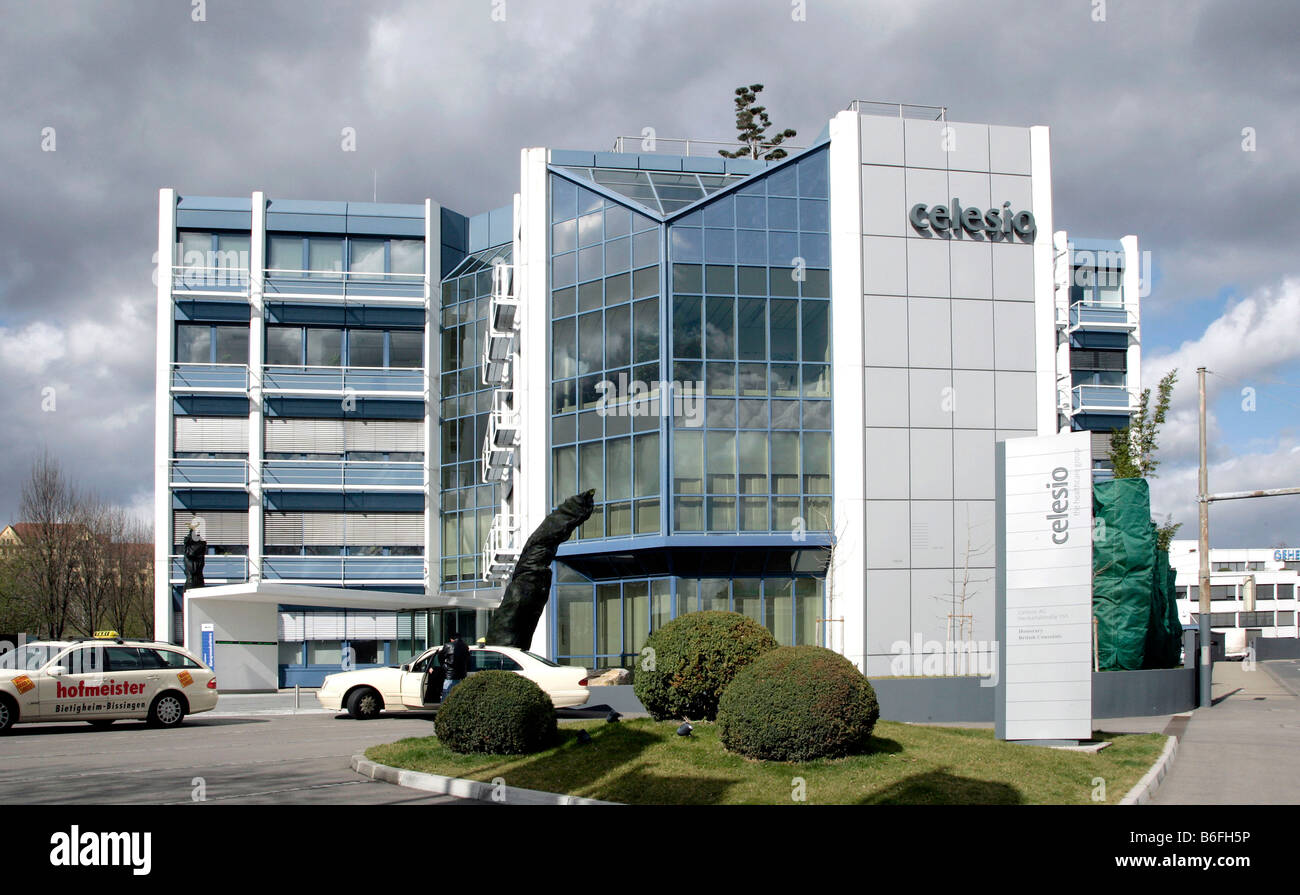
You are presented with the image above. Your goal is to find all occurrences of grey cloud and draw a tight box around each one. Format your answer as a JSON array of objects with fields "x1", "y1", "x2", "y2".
[{"x1": 1, "y1": 0, "x2": 1299, "y2": 528}]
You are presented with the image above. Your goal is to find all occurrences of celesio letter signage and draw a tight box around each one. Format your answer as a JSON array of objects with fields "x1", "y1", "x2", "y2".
[{"x1": 910, "y1": 199, "x2": 1036, "y2": 240}]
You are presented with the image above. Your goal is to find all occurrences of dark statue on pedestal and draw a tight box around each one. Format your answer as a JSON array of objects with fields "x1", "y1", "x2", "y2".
[
  {"x1": 485, "y1": 489, "x2": 595, "y2": 648},
  {"x1": 183, "y1": 523, "x2": 207, "y2": 590}
]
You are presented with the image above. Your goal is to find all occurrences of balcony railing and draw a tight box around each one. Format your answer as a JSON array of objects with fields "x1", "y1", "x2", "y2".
[
  {"x1": 610, "y1": 135, "x2": 809, "y2": 157},
  {"x1": 261, "y1": 554, "x2": 425, "y2": 581},
  {"x1": 481, "y1": 389, "x2": 519, "y2": 484},
  {"x1": 482, "y1": 514, "x2": 522, "y2": 582},
  {"x1": 168, "y1": 554, "x2": 249, "y2": 583},
  {"x1": 171, "y1": 265, "x2": 250, "y2": 295},
  {"x1": 171, "y1": 363, "x2": 249, "y2": 392},
  {"x1": 1072, "y1": 384, "x2": 1138, "y2": 414},
  {"x1": 1069, "y1": 300, "x2": 1137, "y2": 331},
  {"x1": 262, "y1": 268, "x2": 426, "y2": 302},
  {"x1": 170, "y1": 458, "x2": 249, "y2": 488},
  {"x1": 261, "y1": 365, "x2": 424, "y2": 397},
  {"x1": 846, "y1": 100, "x2": 947, "y2": 121},
  {"x1": 262, "y1": 460, "x2": 424, "y2": 490}
]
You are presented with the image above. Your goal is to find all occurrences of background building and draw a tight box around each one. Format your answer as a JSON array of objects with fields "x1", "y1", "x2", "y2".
[
  {"x1": 1169, "y1": 540, "x2": 1300, "y2": 642},
  {"x1": 1053, "y1": 233, "x2": 1143, "y2": 478},
  {"x1": 156, "y1": 101, "x2": 1143, "y2": 688}
]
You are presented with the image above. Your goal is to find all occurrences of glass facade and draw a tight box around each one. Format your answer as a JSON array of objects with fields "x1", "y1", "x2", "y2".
[
  {"x1": 549, "y1": 177, "x2": 663, "y2": 540},
  {"x1": 439, "y1": 244, "x2": 509, "y2": 587},
  {"x1": 547, "y1": 148, "x2": 832, "y2": 667},
  {"x1": 554, "y1": 573, "x2": 824, "y2": 668},
  {"x1": 667, "y1": 148, "x2": 831, "y2": 534}
]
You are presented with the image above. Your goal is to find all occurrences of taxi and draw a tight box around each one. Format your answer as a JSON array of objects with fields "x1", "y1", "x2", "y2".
[{"x1": 0, "y1": 633, "x2": 219, "y2": 733}]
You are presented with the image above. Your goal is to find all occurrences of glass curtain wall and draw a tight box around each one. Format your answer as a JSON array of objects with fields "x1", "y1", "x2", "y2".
[
  {"x1": 555, "y1": 573, "x2": 824, "y2": 668},
  {"x1": 549, "y1": 176, "x2": 663, "y2": 540},
  {"x1": 439, "y1": 245, "x2": 509, "y2": 587},
  {"x1": 666, "y1": 149, "x2": 832, "y2": 535}
]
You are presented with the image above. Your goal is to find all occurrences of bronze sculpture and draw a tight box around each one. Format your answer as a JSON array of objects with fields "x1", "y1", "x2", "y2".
[
  {"x1": 485, "y1": 490, "x2": 595, "y2": 648},
  {"x1": 182, "y1": 522, "x2": 207, "y2": 590}
]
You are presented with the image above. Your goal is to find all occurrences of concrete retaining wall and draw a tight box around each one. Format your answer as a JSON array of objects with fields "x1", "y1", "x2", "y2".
[
  {"x1": 1254, "y1": 638, "x2": 1300, "y2": 660},
  {"x1": 591, "y1": 668, "x2": 1195, "y2": 724}
]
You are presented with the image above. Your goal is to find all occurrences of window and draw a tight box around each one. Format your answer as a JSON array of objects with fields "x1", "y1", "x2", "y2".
[
  {"x1": 266, "y1": 326, "x2": 302, "y2": 365},
  {"x1": 469, "y1": 650, "x2": 521, "y2": 672},
  {"x1": 348, "y1": 330, "x2": 384, "y2": 367},
  {"x1": 348, "y1": 641, "x2": 379, "y2": 664},
  {"x1": 151, "y1": 650, "x2": 202, "y2": 669},
  {"x1": 266, "y1": 236, "x2": 424, "y2": 278},
  {"x1": 306, "y1": 328, "x2": 343, "y2": 366},
  {"x1": 176, "y1": 324, "x2": 248, "y2": 365},
  {"x1": 177, "y1": 231, "x2": 250, "y2": 280},
  {"x1": 266, "y1": 326, "x2": 422, "y2": 368},
  {"x1": 389, "y1": 331, "x2": 423, "y2": 367},
  {"x1": 348, "y1": 239, "x2": 385, "y2": 274},
  {"x1": 307, "y1": 238, "x2": 344, "y2": 278},
  {"x1": 104, "y1": 647, "x2": 143, "y2": 672},
  {"x1": 63, "y1": 647, "x2": 105, "y2": 675}
]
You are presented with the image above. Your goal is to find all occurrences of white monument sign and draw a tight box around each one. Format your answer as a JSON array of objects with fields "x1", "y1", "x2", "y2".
[{"x1": 995, "y1": 431, "x2": 1093, "y2": 742}]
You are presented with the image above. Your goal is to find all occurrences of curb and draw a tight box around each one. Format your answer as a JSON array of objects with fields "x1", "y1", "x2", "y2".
[
  {"x1": 350, "y1": 754, "x2": 620, "y2": 806},
  {"x1": 1119, "y1": 734, "x2": 1179, "y2": 805}
]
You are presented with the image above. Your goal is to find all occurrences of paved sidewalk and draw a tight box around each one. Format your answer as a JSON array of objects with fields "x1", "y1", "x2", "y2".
[
  {"x1": 1149, "y1": 659, "x2": 1300, "y2": 804},
  {"x1": 209, "y1": 690, "x2": 330, "y2": 717}
]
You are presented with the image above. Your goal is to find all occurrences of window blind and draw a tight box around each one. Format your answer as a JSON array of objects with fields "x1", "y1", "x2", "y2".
[{"x1": 175, "y1": 416, "x2": 249, "y2": 452}]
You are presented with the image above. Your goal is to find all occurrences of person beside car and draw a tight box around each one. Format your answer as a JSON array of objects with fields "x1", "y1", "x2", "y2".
[{"x1": 440, "y1": 630, "x2": 469, "y2": 701}]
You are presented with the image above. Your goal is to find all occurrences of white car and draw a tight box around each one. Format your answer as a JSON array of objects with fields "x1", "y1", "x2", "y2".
[
  {"x1": 317, "y1": 644, "x2": 589, "y2": 719},
  {"x1": 0, "y1": 637, "x2": 219, "y2": 733}
]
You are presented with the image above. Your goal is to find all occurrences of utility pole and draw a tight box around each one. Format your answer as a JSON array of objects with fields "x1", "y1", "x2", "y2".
[
  {"x1": 1193, "y1": 366, "x2": 1298, "y2": 708},
  {"x1": 1198, "y1": 367, "x2": 1211, "y2": 708}
]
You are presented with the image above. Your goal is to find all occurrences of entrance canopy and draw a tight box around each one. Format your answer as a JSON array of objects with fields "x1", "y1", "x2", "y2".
[{"x1": 186, "y1": 581, "x2": 503, "y2": 612}]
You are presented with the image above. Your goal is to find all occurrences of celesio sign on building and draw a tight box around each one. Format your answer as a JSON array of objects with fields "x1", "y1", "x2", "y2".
[{"x1": 910, "y1": 199, "x2": 1036, "y2": 240}]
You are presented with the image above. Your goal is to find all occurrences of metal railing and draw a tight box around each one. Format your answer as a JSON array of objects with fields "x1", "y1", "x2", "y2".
[
  {"x1": 261, "y1": 365, "x2": 424, "y2": 396},
  {"x1": 170, "y1": 457, "x2": 249, "y2": 487},
  {"x1": 484, "y1": 262, "x2": 519, "y2": 371},
  {"x1": 482, "y1": 514, "x2": 522, "y2": 582},
  {"x1": 1069, "y1": 300, "x2": 1137, "y2": 331},
  {"x1": 171, "y1": 265, "x2": 250, "y2": 293},
  {"x1": 261, "y1": 554, "x2": 425, "y2": 581},
  {"x1": 168, "y1": 554, "x2": 249, "y2": 582},
  {"x1": 847, "y1": 100, "x2": 947, "y2": 121},
  {"x1": 481, "y1": 390, "x2": 519, "y2": 484},
  {"x1": 262, "y1": 268, "x2": 426, "y2": 301},
  {"x1": 1072, "y1": 384, "x2": 1138, "y2": 413},
  {"x1": 262, "y1": 459, "x2": 424, "y2": 490},
  {"x1": 610, "y1": 136, "x2": 806, "y2": 158},
  {"x1": 171, "y1": 363, "x2": 249, "y2": 392}
]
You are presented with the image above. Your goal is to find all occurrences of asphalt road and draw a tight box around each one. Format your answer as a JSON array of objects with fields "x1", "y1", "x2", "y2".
[{"x1": 0, "y1": 711, "x2": 468, "y2": 805}]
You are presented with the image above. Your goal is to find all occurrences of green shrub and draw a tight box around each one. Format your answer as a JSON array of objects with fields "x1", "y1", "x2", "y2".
[
  {"x1": 633, "y1": 611, "x2": 778, "y2": 721},
  {"x1": 718, "y1": 645, "x2": 880, "y2": 761},
  {"x1": 434, "y1": 670, "x2": 557, "y2": 755}
]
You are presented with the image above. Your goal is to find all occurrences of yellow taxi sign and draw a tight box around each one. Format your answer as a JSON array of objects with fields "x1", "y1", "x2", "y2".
[{"x1": 92, "y1": 631, "x2": 121, "y2": 640}]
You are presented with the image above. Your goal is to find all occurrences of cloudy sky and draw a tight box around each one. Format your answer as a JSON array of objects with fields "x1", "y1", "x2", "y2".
[{"x1": 0, "y1": 0, "x2": 1297, "y2": 547}]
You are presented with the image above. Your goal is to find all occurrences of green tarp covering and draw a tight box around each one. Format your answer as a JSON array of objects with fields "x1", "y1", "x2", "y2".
[
  {"x1": 1091, "y1": 478, "x2": 1182, "y2": 671},
  {"x1": 1144, "y1": 535, "x2": 1184, "y2": 669},
  {"x1": 1092, "y1": 479, "x2": 1156, "y2": 670}
]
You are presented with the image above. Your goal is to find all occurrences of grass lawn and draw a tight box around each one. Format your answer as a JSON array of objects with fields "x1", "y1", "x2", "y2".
[{"x1": 365, "y1": 719, "x2": 1166, "y2": 805}]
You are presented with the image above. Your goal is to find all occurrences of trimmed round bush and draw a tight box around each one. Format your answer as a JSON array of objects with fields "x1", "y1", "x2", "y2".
[
  {"x1": 633, "y1": 611, "x2": 778, "y2": 721},
  {"x1": 434, "y1": 670, "x2": 557, "y2": 755},
  {"x1": 718, "y1": 646, "x2": 880, "y2": 761}
]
